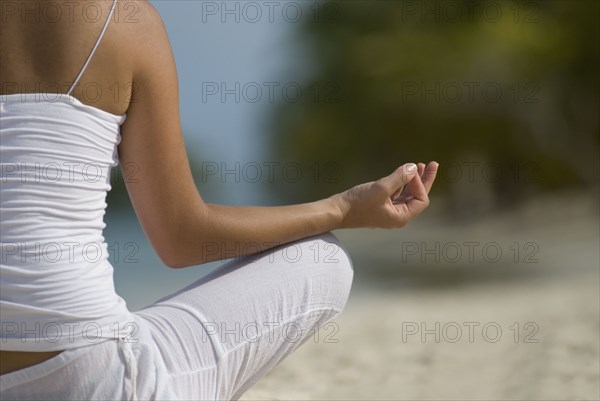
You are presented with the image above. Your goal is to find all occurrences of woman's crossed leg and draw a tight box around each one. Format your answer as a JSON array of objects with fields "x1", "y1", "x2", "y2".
[{"x1": 135, "y1": 231, "x2": 354, "y2": 400}]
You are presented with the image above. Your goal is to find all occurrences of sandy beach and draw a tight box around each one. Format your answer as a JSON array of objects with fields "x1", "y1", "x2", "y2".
[{"x1": 241, "y1": 192, "x2": 600, "y2": 400}]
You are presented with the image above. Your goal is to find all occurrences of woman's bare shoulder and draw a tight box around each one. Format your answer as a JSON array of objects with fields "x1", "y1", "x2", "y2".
[{"x1": 0, "y1": 0, "x2": 173, "y2": 114}]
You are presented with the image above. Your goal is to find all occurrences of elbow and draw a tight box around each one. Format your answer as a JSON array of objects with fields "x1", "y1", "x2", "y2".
[
  {"x1": 151, "y1": 232, "x2": 188, "y2": 268},
  {"x1": 165, "y1": 261, "x2": 189, "y2": 269},
  {"x1": 147, "y1": 226, "x2": 190, "y2": 268},
  {"x1": 163, "y1": 258, "x2": 211, "y2": 269},
  {"x1": 157, "y1": 242, "x2": 209, "y2": 269},
  {"x1": 156, "y1": 248, "x2": 183, "y2": 269},
  {"x1": 158, "y1": 248, "x2": 202, "y2": 269},
  {"x1": 155, "y1": 204, "x2": 210, "y2": 269},
  {"x1": 161, "y1": 255, "x2": 187, "y2": 269}
]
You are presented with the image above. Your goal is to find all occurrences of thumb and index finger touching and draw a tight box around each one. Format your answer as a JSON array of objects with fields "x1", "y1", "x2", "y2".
[
  {"x1": 379, "y1": 162, "x2": 439, "y2": 193},
  {"x1": 379, "y1": 162, "x2": 439, "y2": 210},
  {"x1": 378, "y1": 163, "x2": 419, "y2": 194}
]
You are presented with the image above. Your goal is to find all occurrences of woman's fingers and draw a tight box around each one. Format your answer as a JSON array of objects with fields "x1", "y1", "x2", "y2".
[
  {"x1": 406, "y1": 172, "x2": 429, "y2": 205},
  {"x1": 379, "y1": 163, "x2": 418, "y2": 195},
  {"x1": 422, "y1": 161, "x2": 439, "y2": 193},
  {"x1": 399, "y1": 161, "x2": 437, "y2": 197},
  {"x1": 387, "y1": 161, "x2": 438, "y2": 204},
  {"x1": 394, "y1": 167, "x2": 431, "y2": 220}
]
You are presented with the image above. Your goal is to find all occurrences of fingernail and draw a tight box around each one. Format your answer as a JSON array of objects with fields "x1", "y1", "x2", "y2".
[{"x1": 406, "y1": 163, "x2": 417, "y2": 173}]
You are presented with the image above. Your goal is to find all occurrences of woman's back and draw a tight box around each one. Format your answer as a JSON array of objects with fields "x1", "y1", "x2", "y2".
[
  {"x1": 1, "y1": 0, "x2": 134, "y2": 115},
  {"x1": 0, "y1": 0, "x2": 138, "y2": 352}
]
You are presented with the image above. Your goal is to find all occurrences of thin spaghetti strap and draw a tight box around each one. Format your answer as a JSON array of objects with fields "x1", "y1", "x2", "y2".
[{"x1": 66, "y1": 0, "x2": 118, "y2": 96}]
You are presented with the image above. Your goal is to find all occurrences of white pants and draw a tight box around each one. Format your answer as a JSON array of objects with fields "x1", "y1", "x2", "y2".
[{"x1": 0, "y1": 232, "x2": 354, "y2": 400}]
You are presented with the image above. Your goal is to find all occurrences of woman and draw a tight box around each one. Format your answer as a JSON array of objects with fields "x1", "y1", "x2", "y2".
[{"x1": 0, "y1": 0, "x2": 438, "y2": 399}]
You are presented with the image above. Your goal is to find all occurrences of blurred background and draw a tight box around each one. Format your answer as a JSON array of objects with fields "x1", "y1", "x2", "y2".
[{"x1": 105, "y1": 1, "x2": 599, "y2": 399}]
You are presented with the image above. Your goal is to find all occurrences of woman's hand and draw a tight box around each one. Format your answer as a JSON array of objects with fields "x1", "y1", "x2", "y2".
[{"x1": 333, "y1": 162, "x2": 439, "y2": 229}]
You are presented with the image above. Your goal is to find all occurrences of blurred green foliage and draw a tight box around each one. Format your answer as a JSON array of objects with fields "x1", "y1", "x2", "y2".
[{"x1": 270, "y1": 0, "x2": 599, "y2": 211}]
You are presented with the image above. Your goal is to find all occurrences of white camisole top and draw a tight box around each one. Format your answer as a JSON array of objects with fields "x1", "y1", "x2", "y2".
[{"x1": 0, "y1": 0, "x2": 136, "y2": 351}]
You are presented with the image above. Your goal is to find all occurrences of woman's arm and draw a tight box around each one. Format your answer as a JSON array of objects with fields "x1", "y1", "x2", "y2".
[{"x1": 118, "y1": 2, "x2": 438, "y2": 268}]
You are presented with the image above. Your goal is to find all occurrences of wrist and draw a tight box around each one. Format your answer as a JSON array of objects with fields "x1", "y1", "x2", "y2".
[{"x1": 328, "y1": 193, "x2": 350, "y2": 229}]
